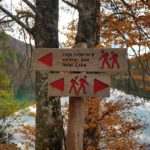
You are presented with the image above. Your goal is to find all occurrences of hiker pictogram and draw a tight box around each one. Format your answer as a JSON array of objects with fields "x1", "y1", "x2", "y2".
[
  {"x1": 69, "y1": 76, "x2": 79, "y2": 94},
  {"x1": 99, "y1": 50, "x2": 110, "y2": 69},
  {"x1": 78, "y1": 76, "x2": 89, "y2": 94},
  {"x1": 109, "y1": 52, "x2": 120, "y2": 69}
]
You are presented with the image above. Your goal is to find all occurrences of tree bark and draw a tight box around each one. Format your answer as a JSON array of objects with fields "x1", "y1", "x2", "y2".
[
  {"x1": 76, "y1": 0, "x2": 100, "y2": 48},
  {"x1": 33, "y1": 0, "x2": 63, "y2": 150},
  {"x1": 33, "y1": 0, "x2": 59, "y2": 48},
  {"x1": 75, "y1": 0, "x2": 100, "y2": 149}
]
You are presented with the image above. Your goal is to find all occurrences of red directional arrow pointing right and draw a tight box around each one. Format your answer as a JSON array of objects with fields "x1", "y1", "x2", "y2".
[
  {"x1": 38, "y1": 53, "x2": 53, "y2": 67},
  {"x1": 50, "y1": 78, "x2": 64, "y2": 92},
  {"x1": 94, "y1": 79, "x2": 108, "y2": 93}
]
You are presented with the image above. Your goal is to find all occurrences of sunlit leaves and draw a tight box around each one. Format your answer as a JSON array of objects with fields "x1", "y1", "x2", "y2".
[{"x1": 63, "y1": 19, "x2": 77, "y2": 48}]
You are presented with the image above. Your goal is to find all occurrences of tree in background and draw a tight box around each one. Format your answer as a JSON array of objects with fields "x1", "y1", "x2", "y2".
[
  {"x1": 0, "y1": 17, "x2": 31, "y2": 146},
  {"x1": 0, "y1": 31, "x2": 15, "y2": 99},
  {"x1": 0, "y1": 0, "x2": 63, "y2": 149}
]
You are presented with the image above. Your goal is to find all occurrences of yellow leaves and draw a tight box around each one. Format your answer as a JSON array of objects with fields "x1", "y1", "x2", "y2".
[
  {"x1": 2, "y1": 79, "x2": 10, "y2": 86},
  {"x1": 0, "y1": 89, "x2": 13, "y2": 99},
  {"x1": 63, "y1": 19, "x2": 77, "y2": 48},
  {"x1": 132, "y1": 75, "x2": 142, "y2": 80},
  {"x1": 96, "y1": 44, "x2": 105, "y2": 48},
  {"x1": 0, "y1": 99, "x2": 20, "y2": 117}
]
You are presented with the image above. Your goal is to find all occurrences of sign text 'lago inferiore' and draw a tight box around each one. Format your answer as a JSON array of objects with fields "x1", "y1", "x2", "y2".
[{"x1": 33, "y1": 48, "x2": 127, "y2": 72}]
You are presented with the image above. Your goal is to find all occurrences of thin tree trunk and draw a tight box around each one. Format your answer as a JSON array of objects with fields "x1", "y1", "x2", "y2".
[{"x1": 33, "y1": 0, "x2": 63, "y2": 149}]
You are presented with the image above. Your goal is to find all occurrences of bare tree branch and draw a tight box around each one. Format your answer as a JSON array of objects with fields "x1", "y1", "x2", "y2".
[
  {"x1": 0, "y1": 15, "x2": 7, "y2": 22},
  {"x1": 0, "y1": 5, "x2": 32, "y2": 34},
  {"x1": 110, "y1": 0, "x2": 146, "y2": 41},
  {"x1": 22, "y1": 0, "x2": 37, "y2": 13},
  {"x1": 0, "y1": 15, "x2": 27, "y2": 24},
  {"x1": 120, "y1": 0, "x2": 149, "y2": 41},
  {"x1": 62, "y1": 0, "x2": 78, "y2": 9},
  {"x1": 17, "y1": 10, "x2": 35, "y2": 19}
]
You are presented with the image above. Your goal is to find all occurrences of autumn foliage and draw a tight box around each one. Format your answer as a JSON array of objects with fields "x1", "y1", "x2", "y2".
[
  {"x1": 60, "y1": 96, "x2": 146, "y2": 150},
  {"x1": 16, "y1": 124, "x2": 35, "y2": 149},
  {"x1": 84, "y1": 97, "x2": 146, "y2": 150},
  {"x1": 62, "y1": 0, "x2": 150, "y2": 149}
]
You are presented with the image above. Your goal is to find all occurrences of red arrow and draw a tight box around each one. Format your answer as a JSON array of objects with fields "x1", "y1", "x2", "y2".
[
  {"x1": 94, "y1": 79, "x2": 108, "y2": 93},
  {"x1": 50, "y1": 78, "x2": 64, "y2": 92},
  {"x1": 38, "y1": 53, "x2": 53, "y2": 67}
]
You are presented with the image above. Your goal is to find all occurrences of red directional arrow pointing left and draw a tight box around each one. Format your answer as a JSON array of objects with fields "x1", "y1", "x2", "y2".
[
  {"x1": 50, "y1": 78, "x2": 64, "y2": 92},
  {"x1": 94, "y1": 79, "x2": 108, "y2": 93},
  {"x1": 38, "y1": 53, "x2": 53, "y2": 67}
]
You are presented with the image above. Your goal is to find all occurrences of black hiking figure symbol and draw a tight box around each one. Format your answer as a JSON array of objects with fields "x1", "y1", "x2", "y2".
[
  {"x1": 78, "y1": 76, "x2": 89, "y2": 94},
  {"x1": 99, "y1": 50, "x2": 110, "y2": 69},
  {"x1": 69, "y1": 76, "x2": 79, "y2": 94},
  {"x1": 109, "y1": 52, "x2": 120, "y2": 69}
]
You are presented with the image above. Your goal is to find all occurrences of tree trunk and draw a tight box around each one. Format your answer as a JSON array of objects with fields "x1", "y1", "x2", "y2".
[
  {"x1": 33, "y1": 0, "x2": 63, "y2": 149},
  {"x1": 76, "y1": 0, "x2": 100, "y2": 48},
  {"x1": 75, "y1": 0, "x2": 100, "y2": 149}
]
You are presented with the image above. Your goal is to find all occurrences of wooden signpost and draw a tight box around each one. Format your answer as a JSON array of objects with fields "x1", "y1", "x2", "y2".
[
  {"x1": 33, "y1": 48, "x2": 127, "y2": 72},
  {"x1": 33, "y1": 46, "x2": 127, "y2": 150}
]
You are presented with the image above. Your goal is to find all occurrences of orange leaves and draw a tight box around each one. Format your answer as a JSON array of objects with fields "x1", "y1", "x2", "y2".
[
  {"x1": 63, "y1": 0, "x2": 150, "y2": 52},
  {"x1": 15, "y1": 124, "x2": 35, "y2": 149},
  {"x1": 86, "y1": 146, "x2": 96, "y2": 150},
  {"x1": 28, "y1": 111, "x2": 36, "y2": 117},
  {"x1": 138, "y1": 15, "x2": 150, "y2": 27},
  {"x1": 83, "y1": 98, "x2": 100, "y2": 149},
  {"x1": 98, "y1": 0, "x2": 150, "y2": 49},
  {"x1": 85, "y1": 98, "x2": 100, "y2": 126},
  {"x1": 101, "y1": 16, "x2": 142, "y2": 47},
  {"x1": 60, "y1": 97, "x2": 145, "y2": 149},
  {"x1": 83, "y1": 97, "x2": 146, "y2": 150}
]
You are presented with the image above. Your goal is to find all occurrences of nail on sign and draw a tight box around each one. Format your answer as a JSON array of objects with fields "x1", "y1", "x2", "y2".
[
  {"x1": 33, "y1": 48, "x2": 127, "y2": 73},
  {"x1": 48, "y1": 73, "x2": 110, "y2": 97}
]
